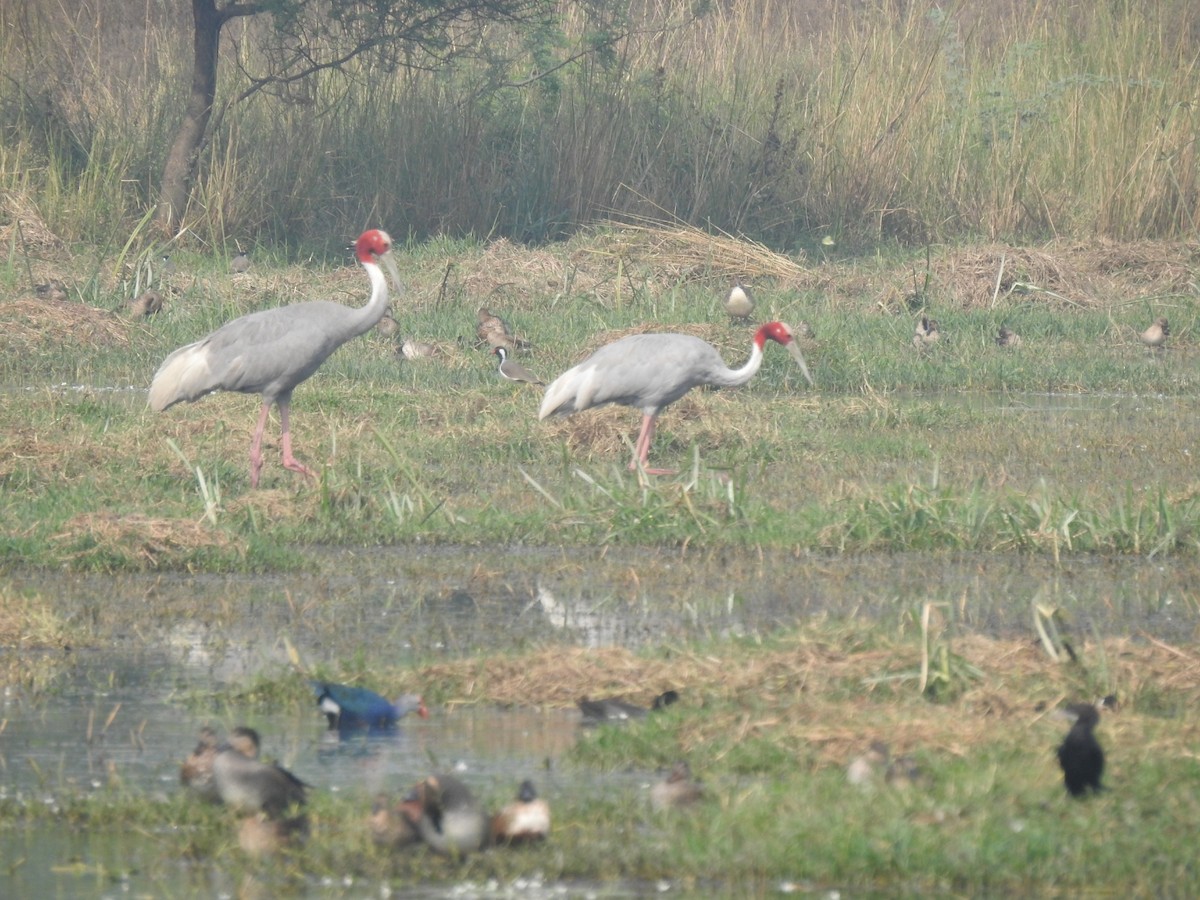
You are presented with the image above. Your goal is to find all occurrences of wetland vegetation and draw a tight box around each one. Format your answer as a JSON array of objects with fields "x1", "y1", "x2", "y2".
[{"x1": 2, "y1": 0, "x2": 1200, "y2": 895}]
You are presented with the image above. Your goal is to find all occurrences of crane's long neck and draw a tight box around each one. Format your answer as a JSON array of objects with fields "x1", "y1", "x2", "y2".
[
  {"x1": 710, "y1": 335, "x2": 768, "y2": 388},
  {"x1": 344, "y1": 260, "x2": 390, "y2": 337}
]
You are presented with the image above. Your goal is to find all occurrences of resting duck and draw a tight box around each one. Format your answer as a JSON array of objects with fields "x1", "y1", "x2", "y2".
[
  {"x1": 311, "y1": 680, "x2": 429, "y2": 732},
  {"x1": 650, "y1": 761, "x2": 703, "y2": 812},
  {"x1": 490, "y1": 779, "x2": 550, "y2": 845},
  {"x1": 237, "y1": 810, "x2": 308, "y2": 857},
  {"x1": 577, "y1": 690, "x2": 679, "y2": 725},
  {"x1": 181, "y1": 725, "x2": 259, "y2": 802},
  {"x1": 913, "y1": 315, "x2": 940, "y2": 352},
  {"x1": 211, "y1": 727, "x2": 308, "y2": 818},
  {"x1": 368, "y1": 791, "x2": 423, "y2": 849},
  {"x1": 402, "y1": 774, "x2": 489, "y2": 857},
  {"x1": 996, "y1": 326, "x2": 1022, "y2": 348}
]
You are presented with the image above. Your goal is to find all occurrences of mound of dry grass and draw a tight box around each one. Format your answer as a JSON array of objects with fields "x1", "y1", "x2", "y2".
[
  {"x1": 418, "y1": 630, "x2": 1200, "y2": 767},
  {"x1": 882, "y1": 239, "x2": 1200, "y2": 312},
  {"x1": 0, "y1": 297, "x2": 130, "y2": 351},
  {"x1": 52, "y1": 512, "x2": 241, "y2": 567}
]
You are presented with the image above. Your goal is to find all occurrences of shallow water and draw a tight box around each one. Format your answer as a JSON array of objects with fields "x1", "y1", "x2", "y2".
[{"x1": 4, "y1": 545, "x2": 1200, "y2": 896}]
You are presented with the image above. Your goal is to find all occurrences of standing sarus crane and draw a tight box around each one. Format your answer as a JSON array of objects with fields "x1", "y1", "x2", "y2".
[
  {"x1": 538, "y1": 321, "x2": 813, "y2": 475},
  {"x1": 148, "y1": 229, "x2": 402, "y2": 487}
]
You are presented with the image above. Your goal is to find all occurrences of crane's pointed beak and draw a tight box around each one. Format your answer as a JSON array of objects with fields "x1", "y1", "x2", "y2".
[
  {"x1": 380, "y1": 253, "x2": 406, "y2": 300},
  {"x1": 787, "y1": 340, "x2": 814, "y2": 387}
]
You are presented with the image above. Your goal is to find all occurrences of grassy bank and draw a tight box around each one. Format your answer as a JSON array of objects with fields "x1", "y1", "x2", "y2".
[{"x1": 1, "y1": 228, "x2": 1198, "y2": 570}]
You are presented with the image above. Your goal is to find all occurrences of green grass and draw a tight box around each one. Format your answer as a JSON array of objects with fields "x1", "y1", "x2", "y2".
[{"x1": 1, "y1": 231, "x2": 1199, "y2": 571}]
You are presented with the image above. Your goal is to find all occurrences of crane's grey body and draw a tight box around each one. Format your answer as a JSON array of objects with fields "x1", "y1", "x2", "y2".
[
  {"x1": 150, "y1": 298, "x2": 379, "y2": 411},
  {"x1": 148, "y1": 229, "x2": 400, "y2": 487},
  {"x1": 541, "y1": 332, "x2": 771, "y2": 419},
  {"x1": 539, "y1": 324, "x2": 811, "y2": 474}
]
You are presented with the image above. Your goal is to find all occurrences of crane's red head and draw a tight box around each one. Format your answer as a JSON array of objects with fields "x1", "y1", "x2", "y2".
[
  {"x1": 757, "y1": 320, "x2": 814, "y2": 386},
  {"x1": 355, "y1": 229, "x2": 393, "y2": 264},
  {"x1": 755, "y1": 321, "x2": 794, "y2": 347}
]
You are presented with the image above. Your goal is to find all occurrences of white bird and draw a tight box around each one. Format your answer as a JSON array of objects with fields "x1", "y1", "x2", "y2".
[
  {"x1": 494, "y1": 346, "x2": 544, "y2": 385},
  {"x1": 723, "y1": 279, "x2": 755, "y2": 322},
  {"x1": 539, "y1": 321, "x2": 813, "y2": 475},
  {"x1": 148, "y1": 229, "x2": 402, "y2": 488}
]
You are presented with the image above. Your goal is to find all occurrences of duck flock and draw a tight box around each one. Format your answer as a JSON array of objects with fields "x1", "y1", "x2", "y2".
[
  {"x1": 181, "y1": 676, "x2": 1106, "y2": 860},
  {"x1": 180, "y1": 681, "x2": 700, "y2": 858}
]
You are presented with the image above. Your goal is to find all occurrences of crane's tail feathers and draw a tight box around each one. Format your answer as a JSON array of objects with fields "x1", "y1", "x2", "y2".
[
  {"x1": 148, "y1": 343, "x2": 214, "y2": 411},
  {"x1": 787, "y1": 341, "x2": 814, "y2": 387},
  {"x1": 538, "y1": 379, "x2": 575, "y2": 420}
]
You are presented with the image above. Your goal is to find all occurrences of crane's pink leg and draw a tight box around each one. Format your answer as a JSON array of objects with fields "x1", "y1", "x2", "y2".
[
  {"x1": 628, "y1": 413, "x2": 675, "y2": 476},
  {"x1": 277, "y1": 399, "x2": 317, "y2": 482},
  {"x1": 249, "y1": 401, "x2": 271, "y2": 488}
]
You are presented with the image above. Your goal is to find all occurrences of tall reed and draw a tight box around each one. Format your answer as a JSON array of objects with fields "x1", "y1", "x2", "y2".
[{"x1": 0, "y1": 0, "x2": 1196, "y2": 249}]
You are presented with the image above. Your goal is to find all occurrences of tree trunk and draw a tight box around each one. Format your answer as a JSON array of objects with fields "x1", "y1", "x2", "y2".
[{"x1": 154, "y1": 0, "x2": 223, "y2": 235}]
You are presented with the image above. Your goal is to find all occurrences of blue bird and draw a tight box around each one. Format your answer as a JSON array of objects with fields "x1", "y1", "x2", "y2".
[{"x1": 311, "y1": 681, "x2": 429, "y2": 732}]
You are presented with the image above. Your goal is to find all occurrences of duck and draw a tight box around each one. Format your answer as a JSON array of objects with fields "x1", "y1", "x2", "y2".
[
  {"x1": 34, "y1": 279, "x2": 68, "y2": 302},
  {"x1": 181, "y1": 725, "x2": 260, "y2": 802},
  {"x1": 398, "y1": 338, "x2": 439, "y2": 360},
  {"x1": 913, "y1": 315, "x2": 940, "y2": 352},
  {"x1": 476, "y1": 307, "x2": 531, "y2": 352},
  {"x1": 1056, "y1": 702, "x2": 1104, "y2": 798},
  {"x1": 129, "y1": 289, "x2": 164, "y2": 318},
  {"x1": 885, "y1": 753, "x2": 925, "y2": 790},
  {"x1": 180, "y1": 726, "x2": 223, "y2": 801},
  {"x1": 577, "y1": 690, "x2": 679, "y2": 726},
  {"x1": 211, "y1": 727, "x2": 308, "y2": 817},
  {"x1": 846, "y1": 740, "x2": 891, "y2": 787},
  {"x1": 376, "y1": 311, "x2": 400, "y2": 336},
  {"x1": 996, "y1": 326, "x2": 1022, "y2": 348},
  {"x1": 311, "y1": 680, "x2": 429, "y2": 732},
  {"x1": 723, "y1": 280, "x2": 755, "y2": 322},
  {"x1": 1141, "y1": 317, "x2": 1169, "y2": 350},
  {"x1": 490, "y1": 779, "x2": 550, "y2": 845},
  {"x1": 494, "y1": 347, "x2": 544, "y2": 385},
  {"x1": 402, "y1": 774, "x2": 489, "y2": 857},
  {"x1": 237, "y1": 810, "x2": 309, "y2": 857},
  {"x1": 368, "y1": 791, "x2": 423, "y2": 849},
  {"x1": 649, "y1": 761, "x2": 703, "y2": 812}
]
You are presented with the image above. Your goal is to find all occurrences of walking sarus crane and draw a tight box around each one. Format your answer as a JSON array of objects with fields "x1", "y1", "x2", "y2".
[
  {"x1": 148, "y1": 229, "x2": 402, "y2": 487},
  {"x1": 538, "y1": 321, "x2": 813, "y2": 475}
]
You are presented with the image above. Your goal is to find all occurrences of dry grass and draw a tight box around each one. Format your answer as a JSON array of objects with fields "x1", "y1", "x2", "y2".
[
  {"x1": 596, "y1": 220, "x2": 814, "y2": 288},
  {"x1": 879, "y1": 239, "x2": 1200, "y2": 312},
  {"x1": 0, "y1": 190, "x2": 66, "y2": 253},
  {"x1": 419, "y1": 631, "x2": 1200, "y2": 767},
  {"x1": 51, "y1": 512, "x2": 242, "y2": 566},
  {"x1": 0, "y1": 297, "x2": 130, "y2": 351}
]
